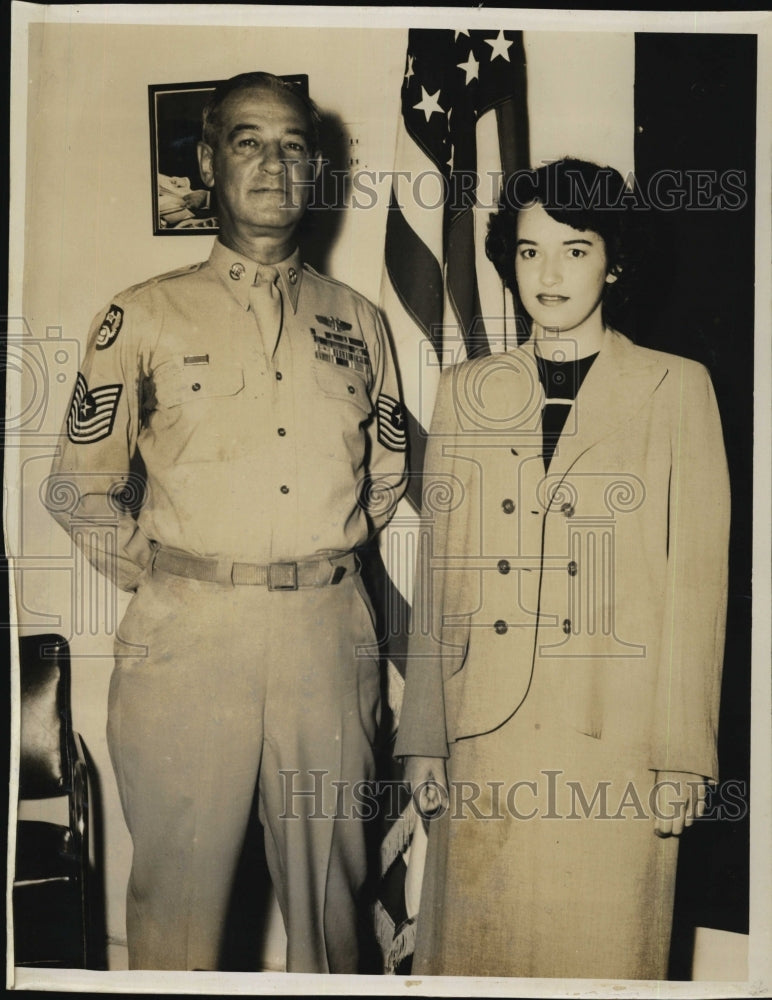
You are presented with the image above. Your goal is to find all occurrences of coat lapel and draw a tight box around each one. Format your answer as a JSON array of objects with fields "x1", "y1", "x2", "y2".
[{"x1": 536, "y1": 331, "x2": 670, "y2": 481}]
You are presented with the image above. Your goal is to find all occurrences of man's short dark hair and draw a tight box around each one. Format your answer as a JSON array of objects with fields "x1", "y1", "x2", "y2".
[
  {"x1": 486, "y1": 157, "x2": 646, "y2": 331},
  {"x1": 201, "y1": 72, "x2": 322, "y2": 151}
]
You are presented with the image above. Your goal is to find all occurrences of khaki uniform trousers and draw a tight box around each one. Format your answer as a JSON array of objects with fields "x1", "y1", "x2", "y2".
[{"x1": 107, "y1": 564, "x2": 381, "y2": 972}]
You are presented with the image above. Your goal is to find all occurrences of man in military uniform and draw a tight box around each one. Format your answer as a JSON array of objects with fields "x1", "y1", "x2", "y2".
[{"x1": 48, "y1": 72, "x2": 407, "y2": 973}]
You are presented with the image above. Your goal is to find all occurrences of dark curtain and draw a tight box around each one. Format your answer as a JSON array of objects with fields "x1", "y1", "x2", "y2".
[{"x1": 632, "y1": 32, "x2": 755, "y2": 977}]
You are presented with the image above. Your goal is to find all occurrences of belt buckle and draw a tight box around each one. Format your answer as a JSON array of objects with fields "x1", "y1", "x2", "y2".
[{"x1": 268, "y1": 561, "x2": 298, "y2": 591}]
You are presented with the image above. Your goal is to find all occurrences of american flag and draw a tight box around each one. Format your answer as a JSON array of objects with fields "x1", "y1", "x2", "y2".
[{"x1": 374, "y1": 27, "x2": 529, "y2": 973}]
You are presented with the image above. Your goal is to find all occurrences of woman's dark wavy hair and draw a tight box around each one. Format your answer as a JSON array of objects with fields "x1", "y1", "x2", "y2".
[{"x1": 486, "y1": 157, "x2": 646, "y2": 331}]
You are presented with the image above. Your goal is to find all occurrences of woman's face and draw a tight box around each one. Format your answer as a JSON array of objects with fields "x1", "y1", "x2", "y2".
[{"x1": 514, "y1": 201, "x2": 615, "y2": 338}]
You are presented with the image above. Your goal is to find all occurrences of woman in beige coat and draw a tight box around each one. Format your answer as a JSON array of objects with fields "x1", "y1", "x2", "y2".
[{"x1": 394, "y1": 158, "x2": 730, "y2": 979}]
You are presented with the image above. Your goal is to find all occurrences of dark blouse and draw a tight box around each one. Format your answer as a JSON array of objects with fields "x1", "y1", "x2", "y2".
[{"x1": 536, "y1": 351, "x2": 599, "y2": 471}]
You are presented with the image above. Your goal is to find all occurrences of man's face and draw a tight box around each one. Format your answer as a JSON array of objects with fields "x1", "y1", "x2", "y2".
[{"x1": 198, "y1": 85, "x2": 318, "y2": 242}]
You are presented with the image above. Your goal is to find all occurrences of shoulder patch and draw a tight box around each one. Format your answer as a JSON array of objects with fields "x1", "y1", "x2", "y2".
[
  {"x1": 377, "y1": 393, "x2": 407, "y2": 453},
  {"x1": 96, "y1": 304, "x2": 123, "y2": 350},
  {"x1": 67, "y1": 372, "x2": 122, "y2": 444}
]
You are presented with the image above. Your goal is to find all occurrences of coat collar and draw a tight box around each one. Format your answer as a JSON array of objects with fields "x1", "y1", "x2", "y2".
[
  {"x1": 520, "y1": 330, "x2": 670, "y2": 479},
  {"x1": 208, "y1": 240, "x2": 303, "y2": 314}
]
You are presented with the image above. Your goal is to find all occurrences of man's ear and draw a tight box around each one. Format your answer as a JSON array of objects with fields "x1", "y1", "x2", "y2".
[
  {"x1": 197, "y1": 141, "x2": 216, "y2": 189},
  {"x1": 311, "y1": 151, "x2": 323, "y2": 179}
]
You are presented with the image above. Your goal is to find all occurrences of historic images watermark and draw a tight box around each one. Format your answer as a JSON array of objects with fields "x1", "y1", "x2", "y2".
[
  {"x1": 156, "y1": 147, "x2": 751, "y2": 222},
  {"x1": 278, "y1": 769, "x2": 748, "y2": 823},
  {"x1": 266, "y1": 162, "x2": 750, "y2": 213},
  {"x1": 320, "y1": 165, "x2": 750, "y2": 213}
]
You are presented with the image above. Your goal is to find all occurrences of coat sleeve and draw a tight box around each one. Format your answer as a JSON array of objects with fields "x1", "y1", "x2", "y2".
[
  {"x1": 394, "y1": 367, "x2": 466, "y2": 760},
  {"x1": 650, "y1": 359, "x2": 730, "y2": 781},
  {"x1": 359, "y1": 306, "x2": 408, "y2": 533},
  {"x1": 46, "y1": 296, "x2": 155, "y2": 592}
]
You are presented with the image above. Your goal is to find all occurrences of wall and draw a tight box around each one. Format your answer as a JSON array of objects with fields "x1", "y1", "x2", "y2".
[{"x1": 9, "y1": 11, "x2": 633, "y2": 971}]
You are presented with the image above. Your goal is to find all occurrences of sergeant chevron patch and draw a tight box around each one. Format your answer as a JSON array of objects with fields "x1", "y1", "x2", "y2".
[
  {"x1": 67, "y1": 372, "x2": 122, "y2": 444},
  {"x1": 377, "y1": 394, "x2": 407, "y2": 452}
]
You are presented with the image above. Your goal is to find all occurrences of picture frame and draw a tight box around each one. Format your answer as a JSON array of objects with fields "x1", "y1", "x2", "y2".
[
  {"x1": 7, "y1": 4, "x2": 771, "y2": 995},
  {"x1": 148, "y1": 74, "x2": 310, "y2": 235}
]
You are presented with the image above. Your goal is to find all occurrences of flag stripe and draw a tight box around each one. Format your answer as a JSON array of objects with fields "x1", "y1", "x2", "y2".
[
  {"x1": 475, "y1": 108, "x2": 511, "y2": 351},
  {"x1": 379, "y1": 278, "x2": 442, "y2": 428},
  {"x1": 377, "y1": 28, "x2": 529, "y2": 974},
  {"x1": 385, "y1": 198, "x2": 444, "y2": 351},
  {"x1": 497, "y1": 97, "x2": 529, "y2": 178},
  {"x1": 389, "y1": 128, "x2": 445, "y2": 267},
  {"x1": 447, "y1": 205, "x2": 489, "y2": 358},
  {"x1": 403, "y1": 408, "x2": 427, "y2": 512}
]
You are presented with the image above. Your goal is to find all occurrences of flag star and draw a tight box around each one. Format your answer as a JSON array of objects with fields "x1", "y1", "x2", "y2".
[
  {"x1": 454, "y1": 29, "x2": 470, "y2": 41},
  {"x1": 457, "y1": 51, "x2": 480, "y2": 84},
  {"x1": 413, "y1": 85, "x2": 445, "y2": 123},
  {"x1": 485, "y1": 29, "x2": 512, "y2": 62},
  {"x1": 405, "y1": 53, "x2": 415, "y2": 82}
]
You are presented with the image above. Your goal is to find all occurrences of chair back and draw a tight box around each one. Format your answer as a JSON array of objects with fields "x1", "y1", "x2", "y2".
[{"x1": 18, "y1": 634, "x2": 74, "y2": 799}]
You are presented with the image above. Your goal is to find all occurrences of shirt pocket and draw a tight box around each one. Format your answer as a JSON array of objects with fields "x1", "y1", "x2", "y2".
[
  {"x1": 146, "y1": 361, "x2": 248, "y2": 465},
  {"x1": 313, "y1": 363, "x2": 372, "y2": 417},
  {"x1": 153, "y1": 362, "x2": 245, "y2": 408}
]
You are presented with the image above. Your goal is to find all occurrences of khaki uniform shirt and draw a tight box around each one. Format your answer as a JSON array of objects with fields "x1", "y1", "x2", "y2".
[{"x1": 49, "y1": 240, "x2": 408, "y2": 590}]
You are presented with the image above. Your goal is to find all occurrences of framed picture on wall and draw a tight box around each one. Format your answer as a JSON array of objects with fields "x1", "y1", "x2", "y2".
[{"x1": 148, "y1": 74, "x2": 310, "y2": 235}]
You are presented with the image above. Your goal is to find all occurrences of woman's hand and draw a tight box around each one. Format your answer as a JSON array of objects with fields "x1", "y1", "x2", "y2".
[
  {"x1": 403, "y1": 755, "x2": 449, "y2": 817},
  {"x1": 653, "y1": 771, "x2": 709, "y2": 837}
]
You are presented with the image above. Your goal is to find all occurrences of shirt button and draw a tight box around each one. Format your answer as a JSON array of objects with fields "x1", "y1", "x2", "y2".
[
  {"x1": 278, "y1": 427, "x2": 286, "y2": 437},
  {"x1": 562, "y1": 618, "x2": 572, "y2": 634},
  {"x1": 494, "y1": 620, "x2": 508, "y2": 635},
  {"x1": 280, "y1": 485, "x2": 290, "y2": 494},
  {"x1": 501, "y1": 498, "x2": 515, "y2": 514},
  {"x1": 497, "y1": 559, "x2": 510, "y2": 575},
  {"x1": 191, "y1": 382, "x2": 201, "y2": 392},
  {"x1": 561, "y1": 503, "x2": 575, "y2": 518},
  {"x1": 567, "y1": 560, "x2": 578, "y2": 576},
  {"x1": 347, "y1": 384, "x2": 356, "y2": 395},
  {"x1": 276, "y1": 371, "x2": 283, "y2": 381}
]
